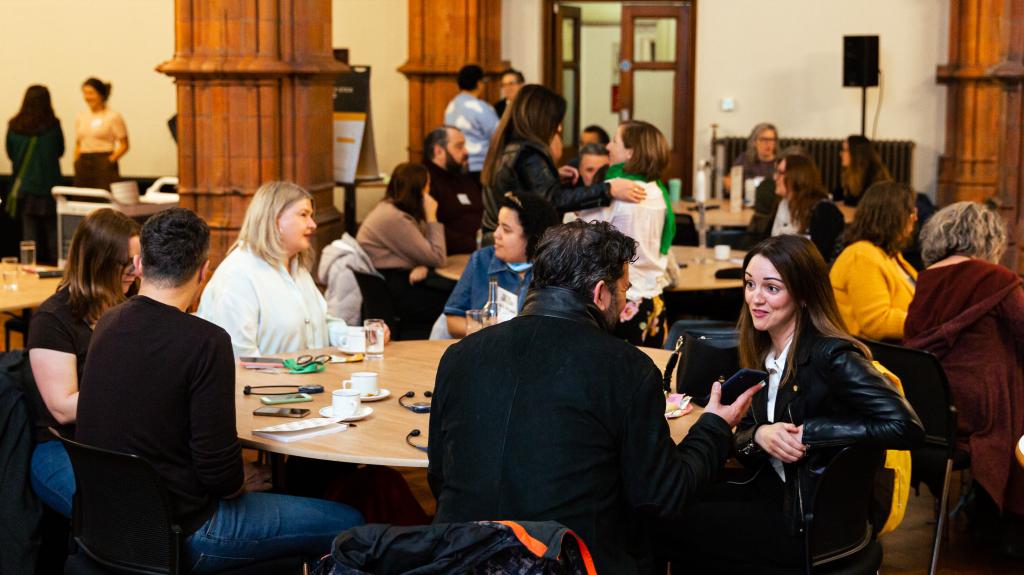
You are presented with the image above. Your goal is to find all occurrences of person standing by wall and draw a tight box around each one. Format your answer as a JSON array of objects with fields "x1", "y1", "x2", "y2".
[
  {"x1": 444, "y1": 65, "x2": 500, "y2": 184},
  {"x1": 73, "y1": 77, "x2": 128, "y2": 190}
]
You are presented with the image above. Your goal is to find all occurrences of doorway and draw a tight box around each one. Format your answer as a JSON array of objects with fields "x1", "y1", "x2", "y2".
[{"x1": 543, "y1": 0, "x2": 696, "y2": 183}]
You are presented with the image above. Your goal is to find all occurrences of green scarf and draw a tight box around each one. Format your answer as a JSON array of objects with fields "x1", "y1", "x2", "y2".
[{"x1": 604, "y1": 163, "x2": 675, "y2": 254}]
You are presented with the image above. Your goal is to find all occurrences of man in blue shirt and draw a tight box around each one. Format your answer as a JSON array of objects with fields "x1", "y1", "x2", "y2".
[{"x1": 444, "y1": 65, "x2": 500, "y2": 184}]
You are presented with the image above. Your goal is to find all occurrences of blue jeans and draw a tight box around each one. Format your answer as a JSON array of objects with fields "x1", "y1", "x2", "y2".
[
  {"x1": 187, "y1": 492, "x2": 363, "y2": 573},
  {"x1": 30, "y1": 440, "x2": 75, "y2": 518}
]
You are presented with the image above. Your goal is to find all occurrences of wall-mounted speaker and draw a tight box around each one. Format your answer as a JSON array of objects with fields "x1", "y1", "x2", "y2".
[{"x1": 843, "y1": 35, "x2": 879, "y2": 87}]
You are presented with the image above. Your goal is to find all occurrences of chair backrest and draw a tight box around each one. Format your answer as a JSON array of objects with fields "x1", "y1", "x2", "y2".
[
  {"x1": 664, "y1": 321, "x2": 739, "y2": 398},
  {"x1": 672, "y1": 213, "x2": 698, "y2": 246},
  {"x1": 807, "y1": 445, "x2": 884, "y2": 567},
  {"x1": 863, "y1": 339, "x2": 955, "y2": 448},
  {"x1": 55, "y1": 431, "x2": 182, "y2": 574},
  {"x1": 353, "y1": 271, "x2": 398, "y2": 335}
]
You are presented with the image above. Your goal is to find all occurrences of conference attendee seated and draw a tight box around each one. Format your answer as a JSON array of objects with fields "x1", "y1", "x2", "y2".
[
  {"x1": 660, "y1": 235, "x2": 923, "y2": 572},
  {"x1": 493, "y1": 67, "x2": 524, "y2": 118},
  {"x1": 198, "y1": 181, "x2": 346, "y2": 357},
  {"x1": 567, "y1": 124, "x2": 611, "y2": 170},
  {"x1": 577, "y1": 143, "x2": 610, "y2": 186},
  {"x1": 423, "y1": 125, "x2": 483, "y2": 254},
  {"x1": 904, "y1": 202, "x2": 1024, "y2": 551},
  {"x1": 443, "y1": 191, "x2": 558, "y2": 338},
  {"x1": 577, "y1": 120, "x2": 674, "y2": 346},
  {"x1": 26, "y1": 209, "x2": 140, "y2": 518},
  {"x1": 837, "y1": 134, "x2": 891, "y2": 206},
  {"x1": 725, "y1": 122, "x2": 778, "y2": 194},
  {"x1": 75, "y1": 208, "x2": 363, "y2": 572},
  {"x1": 357, "y1": 162, "x2": 450, "y2": 339},
  {"x1": 769, "y1": 153, "x2": 844, "y2": 260},
  {"x1": 428, "y1": 220, "x2": 758, "y2": 573},
  {"x1": 830, "y1": 182, "x2": 918, "y2": 341},
  {"x1": 444, "y1": 64, "x2": 500, "y2": 182}
]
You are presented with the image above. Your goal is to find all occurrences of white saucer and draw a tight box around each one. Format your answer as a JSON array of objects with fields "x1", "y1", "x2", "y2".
[
  {"x1": 319, "y1": 405, "x2": 374, "y2": 421},
  {"x1": 360, "y1": 388, "x2": 390, "y2": 402}
]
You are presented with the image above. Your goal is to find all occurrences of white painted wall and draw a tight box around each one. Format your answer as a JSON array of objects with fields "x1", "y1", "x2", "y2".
[{"x1": 579, "y1": 26, "x2": 621, "y2": 138}]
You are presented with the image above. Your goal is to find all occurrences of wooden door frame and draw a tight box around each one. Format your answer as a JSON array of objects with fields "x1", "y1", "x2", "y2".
[
  {"x1": 541, "y1": 0, "x2": 698, "y2": 182},
  {"x1": 552, "y1": 5, "x2": 583, "y2": 161}
]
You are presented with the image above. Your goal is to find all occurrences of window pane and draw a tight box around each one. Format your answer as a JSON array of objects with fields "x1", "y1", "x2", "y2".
[
  {"x1": 633, "y1": 70, "x2": 674, "y2": 147},
  {"x1": 562, "y1": 18, "x2": 576, "y2": 62},
  {"x1": 562, "y1": 69, "x2": 577, "y2": 147},
  {"x1": 633, "y1": 18, "x2": 676, "y2": 63}
]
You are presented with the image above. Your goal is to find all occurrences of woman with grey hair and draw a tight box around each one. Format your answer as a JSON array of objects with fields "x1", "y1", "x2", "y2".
[
  {"x1": 726, "y1": 122, "x2": 778, "y2": 194},
  {"x1": 904, "y1": 201, "x2": 1024, "y2": 550}
]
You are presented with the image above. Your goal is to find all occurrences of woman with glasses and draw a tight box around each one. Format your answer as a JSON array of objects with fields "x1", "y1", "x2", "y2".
[
  {"x1": 725, "y1": 122, "x2": 779, "y2": 195},
  {"x1": 769, "y1": 153, "x2": 845, "y2": 261},
  {"x1": 26, "y1": 208, "x2": 141, "y2": 517},
  {"x1": 830, "y1": 182, "x2": 918, "y2": 341}
]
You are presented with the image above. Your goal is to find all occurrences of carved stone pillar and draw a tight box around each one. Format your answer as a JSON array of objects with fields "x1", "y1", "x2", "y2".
[
  {"x1": 399, "y1": 0, "x2": 507, "y2": 162},
  {"x1": 157, "y1": 0, "x2": 345, "y2": 266},
  {"x1": 938, "y1": 0, "x2": 1024, "y2": 269}
]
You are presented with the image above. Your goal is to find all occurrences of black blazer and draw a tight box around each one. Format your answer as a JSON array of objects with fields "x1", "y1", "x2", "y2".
[
  {"x1": 429, "y1": 287, "x2": 734, "y2": 574},
  {"x1": 733, "y1": 334, "x2": 924, "y2": 533}
]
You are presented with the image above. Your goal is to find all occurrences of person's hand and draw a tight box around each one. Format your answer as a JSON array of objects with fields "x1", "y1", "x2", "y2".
[
  {"x1": 408, "y1": 265, "x2": 428, "y2": 285},
  {"x1": 703, "y1": 380, "x2": 762, "y2": 428},
  {"x1": 382, "y1": 323, "x2": 392, "y2": 344},
  {"x1": 108, "y1": 153, "x2": 117, "y2": 164},
  {"x1": 609, "y1": 178, "x2": 646, "y2": 203},
  {"x1": 242, "y1": 461, "x2": 272, "y2": 492},
  {"x1": 754, "y1": 422, "x2": 807, "y2": 463},
  {"x1": 558, "y1": 165, "x2": 579, "y2": 185},
  {"x1": 422, "y1": 192, "x2": 439, "y2": 222}
]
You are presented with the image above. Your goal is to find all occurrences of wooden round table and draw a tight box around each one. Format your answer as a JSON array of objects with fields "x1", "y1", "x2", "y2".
[
  {"x1": 435, "y1": 254, "x2": 470, "y2": 281},
  {"x1": 236, "y1": 340, "x2": 698, "y2": 467},
  {"x1": 668, "y1": 246, "x2": 746, "y2": 292},
  {"x1": 672, "y1": 198, "x2": 856, "y2": 227},
  {"x1": 0, "y1": 267, "x2": 61, "y2": 313}
]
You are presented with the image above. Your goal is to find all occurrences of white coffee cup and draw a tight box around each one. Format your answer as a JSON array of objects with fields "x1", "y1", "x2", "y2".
[
  {"x1": 343, "y1": 371, "x2": 379, "y2": 396},
  {"x1": 343, "y1": 326, "x2": 366, "y2": 351},
  {"x1": 714, "y1": 244, "x2": 731, "y2": 261},
  {"x1": 331, "y1": 388, "x2": 361, "y2": 418},
  {"x1": 327, "y1": 319, "x2": 348, "y2": 347}
]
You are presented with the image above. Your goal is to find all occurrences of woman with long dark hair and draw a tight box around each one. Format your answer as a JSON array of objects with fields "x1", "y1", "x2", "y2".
[
  {"x1": 26, "y1": 209, "x2": 141, "y2": 517},
  {"x1": 73, "y1": 77, "x2": 128, "y2": 190},
  {"x1": 769, "y1": 153, "x2": 844, "y2": 260},
  {"x1": 479, "y1": 84, "x2": 642, "y2": 240},
  {"x1": 664, "y1": 234, "x2": 922, "y2": 572},
  {"x1": 839, "y1": 134, "x2": 890, "y2": 206},
  {"x1": 6, "y1": 85, "x2": 64, "y2": 263}
]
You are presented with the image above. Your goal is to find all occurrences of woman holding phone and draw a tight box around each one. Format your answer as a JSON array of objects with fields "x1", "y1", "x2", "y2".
[
  {"x1": 27, "y1": 209, "x2": 141, "y2": 517},
  {"x1": 659, "y1": 235, "x2": 923, "y2": 571}
]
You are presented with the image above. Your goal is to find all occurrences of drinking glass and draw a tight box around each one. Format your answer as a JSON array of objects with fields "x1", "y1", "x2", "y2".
[
  {"x1": 466, "y1": 309, "x2": 484, "y2": 335},
  {"x1": 1, "y1": 270, "x2": 16, "y2": 291},
  {"x1": 20, "y1": 240, "x2": 36, "y2": 271},
  {"x1": 363, "y1": 319, "x2": 386, "y2": 358}
]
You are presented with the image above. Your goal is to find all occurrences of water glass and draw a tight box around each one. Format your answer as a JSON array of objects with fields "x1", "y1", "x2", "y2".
[
  {"x1": 363, "y1": 319, "x2": 386, "y2": 358},
  {"x1": 1, "y1": 270, "x2": 16, "y2": 291},
  {"x1": 466, "y1": 309, "x2": 484, "y2": 335},
  {"x1": 20, "y1": 241, "x2": 36, "y2": 270}
]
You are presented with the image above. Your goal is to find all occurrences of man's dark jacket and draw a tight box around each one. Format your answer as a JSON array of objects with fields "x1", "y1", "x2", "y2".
[{"x1": 428, "y1": 286, "x2": 734, "y2": 574}]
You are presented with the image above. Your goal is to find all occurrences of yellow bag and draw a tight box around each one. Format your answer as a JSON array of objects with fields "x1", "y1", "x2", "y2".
[{"x1": 871, "y1": 361, "x2": 912, "y2": 536}]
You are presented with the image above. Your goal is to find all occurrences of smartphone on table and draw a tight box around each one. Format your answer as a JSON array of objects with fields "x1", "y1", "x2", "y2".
[
  {"x1": 260, "y1": 393, "x2": 313, "y2": 405},
  {"x1": 239, "y1": 356, "x2": 285, "y2": 369},
  {"x1": 253, "y1": 406, "x2": 310, "y2": 418}
]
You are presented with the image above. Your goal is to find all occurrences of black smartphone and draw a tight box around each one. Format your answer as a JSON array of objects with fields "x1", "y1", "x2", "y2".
[
  {"x1": 37, "y1": 270, "x2": 63, "y2": 279},
  {"x1": 253, "y1": 406, "x2": 310, "y2": 418},
  {"x1": 719, "y1": 368, "x2": 768, "y2": 405}
]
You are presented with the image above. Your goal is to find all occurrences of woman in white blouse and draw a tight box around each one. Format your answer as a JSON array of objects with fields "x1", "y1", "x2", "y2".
[{"x1": 197, "y1": 181, "x2": 334, "y2": 357}]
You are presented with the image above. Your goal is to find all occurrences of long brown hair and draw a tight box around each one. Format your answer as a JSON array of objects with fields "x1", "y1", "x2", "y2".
[
  {"x1": 738, "y1": 235, "x2": 869, "y2": 383},
  {"x1": 61, "y1": 208, "x2": 140, "y2": 323},
  {"x1": 481, "y1": 84, "x2": 566, "y2": 187},
  {"x1": 781, "y1": 154, "x2": 829, "y2": 233},
  {"x1": 842, "y1": 135, "x2": 891, "y2": 200},
  {"x1": 843, "y1": 181, "x2": 915, "y2": 256},
  {"x1": 620, "y1": 120, "x2": 670, "y2": 181},
  {"x1": 386, "y1": 163, "x2": 429, "y2": 222},
  {"x1": 9, "y1": 85, "x2": 59, "y2": 136}
]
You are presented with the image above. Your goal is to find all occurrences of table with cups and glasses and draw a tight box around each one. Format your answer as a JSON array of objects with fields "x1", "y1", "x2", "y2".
[
  {"x1": 236, "y1": 340, "x2": 698, "y2": 467},
  {"x1": 672, "y1": 198, "x2": 856, "y2": 228},
  {"x1": 668, "y1": 246, "x2": 747, "y2": 292},
  {"x1": 0, "y1": 261, "x2": 61, "y2": 313},
  {"x1": 435, "y1": 254, "x2": 471, "y2": 281}
]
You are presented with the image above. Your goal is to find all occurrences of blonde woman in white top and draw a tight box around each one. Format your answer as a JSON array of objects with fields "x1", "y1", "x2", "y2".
[
  {"x1": 73, "y1": 77, "x2": 128, "y2": 190},
  {"x1": 197, "y1": 181, "x2": 335, "y2": 357}
]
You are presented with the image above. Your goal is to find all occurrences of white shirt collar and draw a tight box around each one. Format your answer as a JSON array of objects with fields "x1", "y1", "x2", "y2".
[{"x1": 765, "y1": 336, "x2": 794, "y2": 374}]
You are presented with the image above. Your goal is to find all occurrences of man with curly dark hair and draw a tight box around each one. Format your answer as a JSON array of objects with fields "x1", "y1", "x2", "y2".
[{"x1": 428, "y1": 220, "x2": 759, "y2": 574}]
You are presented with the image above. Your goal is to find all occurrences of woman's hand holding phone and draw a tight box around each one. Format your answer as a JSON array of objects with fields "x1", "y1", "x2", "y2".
[{"x1": 754, "y1": 422, "x2": 806, "y2": 463}]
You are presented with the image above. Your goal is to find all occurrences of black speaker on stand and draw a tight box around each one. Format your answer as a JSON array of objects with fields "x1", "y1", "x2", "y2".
[{"x1": 843, "y1": 35, "x2": 879, "y2": 136}]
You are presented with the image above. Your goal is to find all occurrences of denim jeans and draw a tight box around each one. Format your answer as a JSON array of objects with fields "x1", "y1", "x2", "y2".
[
  {"x1": 187, "y1": 492, "x2": 363, "y2": 573},
  {"x1": 30, "y1": 440, "x2": 75, "y2": 518}
]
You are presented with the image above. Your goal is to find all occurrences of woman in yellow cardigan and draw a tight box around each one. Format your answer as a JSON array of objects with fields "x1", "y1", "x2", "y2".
[{"x1": 830, "y1": 182, "x2": 918, "y2": 340}]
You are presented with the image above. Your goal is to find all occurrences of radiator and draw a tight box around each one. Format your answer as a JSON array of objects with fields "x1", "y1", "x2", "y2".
[{"x1": 714, "y1": 137, "x2": 915, "y2": 192}]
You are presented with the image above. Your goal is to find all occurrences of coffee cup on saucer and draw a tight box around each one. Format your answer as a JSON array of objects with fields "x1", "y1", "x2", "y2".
[
  {"x1": 331, "y1": 388, "x2": 361, "y2": 418},
  {"x1": 342, "y1": 371, "x2": 379, "y2": 397}
]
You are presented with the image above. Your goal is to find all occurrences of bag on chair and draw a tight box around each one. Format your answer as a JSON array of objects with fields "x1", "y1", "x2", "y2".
[{"x1": 870, "y1": 360, "x2": 913, "y2": 536}]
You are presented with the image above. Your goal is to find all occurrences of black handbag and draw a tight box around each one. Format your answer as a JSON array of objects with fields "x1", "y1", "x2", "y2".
[{"x1": 662, "y1": 326, "x2": 740, "y2": 406}]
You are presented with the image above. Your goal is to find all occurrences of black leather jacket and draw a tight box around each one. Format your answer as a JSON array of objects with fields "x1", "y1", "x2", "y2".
[
  {"x1": 733, "y1": 334, "x2": 924, "y2": 533},
  {"x1": 481, "y1": 140, "x2": 611, "y2": 235}
]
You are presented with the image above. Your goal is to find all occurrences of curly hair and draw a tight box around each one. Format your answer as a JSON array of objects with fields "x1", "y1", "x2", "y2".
[
  {"x1": 843, "y1": 181, "x2": 915, "y2": 256},
  {"x1": 920, "y1": 201, "x2": 1007, "y2": 266},
  {"x1": 531, "y1": 220, "x2": 637, "y2": 303}
]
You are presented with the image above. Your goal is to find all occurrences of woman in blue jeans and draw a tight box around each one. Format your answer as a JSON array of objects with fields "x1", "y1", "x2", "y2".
[{"x1": 27, "y1": 209, "x2": 141, "y2": 517}]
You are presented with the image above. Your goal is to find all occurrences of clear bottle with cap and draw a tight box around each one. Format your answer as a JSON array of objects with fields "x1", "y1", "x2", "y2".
[{"x1": 482, "y1": 277, "x2": 499, "y2": 325}]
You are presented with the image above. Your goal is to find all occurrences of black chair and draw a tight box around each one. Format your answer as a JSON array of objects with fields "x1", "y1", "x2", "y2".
[
  {"x1": 54, "y1": 430, "x2": 305, "y2": 575},
  {"x1": 863, "y1": 339, "x2": 968, "y2": 575},
  {"x1": 353, "y1": 271, "x2": 398, "y2": 337},
  {"x1": 4, "y1": 312, "x2": 27, "y2": 350},
  {"x1": 672, "y1": 213, "x2": 698, "y2": 246},
  {"x1": 663, "y1": 320, "x2": 738, "y2": 399},
  {"x1": 804, "y1": 446, "x2": 885, "y2": 574}
]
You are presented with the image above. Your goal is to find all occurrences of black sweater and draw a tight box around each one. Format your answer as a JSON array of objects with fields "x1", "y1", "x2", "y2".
[{"x1": 76, "y1": 296, "x2": 243, "y2": 535}]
